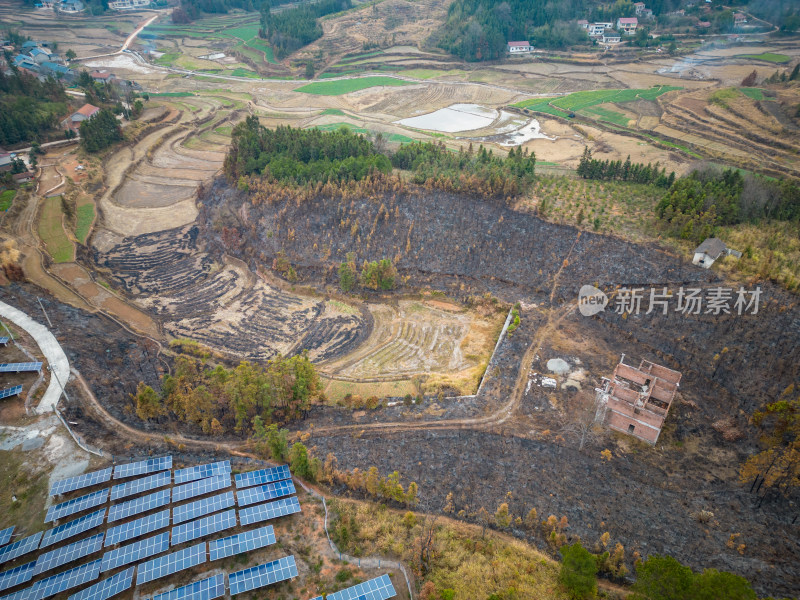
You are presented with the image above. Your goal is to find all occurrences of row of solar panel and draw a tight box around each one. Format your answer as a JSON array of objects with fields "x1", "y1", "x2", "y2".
[
  {"x1": 0, "y1": 526, "x2": 293, "y2": 600},
  {"x1": 47, "y1": 472, "x2": 295, "y2": 529},
  {"x1": 0, "y1": 385, "x2": 22, "y2": 400},
  {"x1": 0, "y1": 363, "x2": 42, "y2": 374},
  {"x1": 50, "y1": 461, "x2": 289, "y2": 499},
  {"x1": 0, "y1": 496, "x2": 301, "y2": 593}
]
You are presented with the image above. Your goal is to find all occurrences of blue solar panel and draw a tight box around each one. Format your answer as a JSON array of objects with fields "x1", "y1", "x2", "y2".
[
  {"x1": 174, "y1": 461, "x2": 231, "y2": 485},
  {"x1": 236, "y1": 480, "x2": 295, "y2": 507},
  {"x1": 171, "y1": 510, "x2": 236, "y2": 546},
  {"x1": 173, "y1": 492, "x2": 234, "y2": 525},
  {"x1": 68, "y1": 567, "x2": 134, "y2": 600},
  {"x1": 0, "y1": 587, "x2": 29, "y2": 600},
  {"x1": 0, "y1": 561, "x2": 35, "y2": 592},
  {"x1": 46, "y1": 489, "x2": 109, "y2": 523},
  {"x1": 228, "y1": 556, "x2": 297, "y2": 595},
  {"x1": 0, "y1": 533, "x2": 42, "y2": 564},
  {"x1": 0, "y1": 528, "x2": 14, "y2": 548},
  {"x1": 0, "y1": 337, "x2": 9, "y2": 345},
  {"x1": 0, "y1": 386, "x2": 22, "y2": 400},
  {"x1": 100, "y1": 532, "x2": 169, "y2": 572},
  {"x1": 172, "y1": 475, "x2": 231, "y2": 504},
  {"x1": 234, "y1": 465, "x2": 291, "y2": 489},
  {"x1": 104, "y1": 509, "x2": 170, "y2": 547},
  {"x1": 208, "y1": 526, "x2": 274, "y2": 561},
  {"x1": 151, "y1": 574, "x2": 225, "y2": 600},
  {"x1": 40, "y1": 509, "x2": 106, "y2": 548},
  {"x1": 109, "y1": 471, "x2": 170, "y2": 502},
  {"x1": 113, "y1": 456, "x2": 172, "y2": 480},
  {"x1": 135, "y1": 543, "x2": 206, "y2": 585},
  {"x1": 34, "y1": 533, "x2": 104, "y2": 576},
  {"x1": 107, "y1": 489, "x2": 170, "y2": 523},
  {"x1": 327, "y1": 574, "x2": 397, "y2": 600},
  {"x1": 51, "y1": 468, "x2": 113, "y2": 497},
  {"x1": 26, "y1": 559, "x2": 101, "y2": 600},
  {"x1": 0, "y1": 363, "x2": 42, "y2": 373},
  {"x1": 238, "y1": 496, "x2": 301, "y2": 526}
]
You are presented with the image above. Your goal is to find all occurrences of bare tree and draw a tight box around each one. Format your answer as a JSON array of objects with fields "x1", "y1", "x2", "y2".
[{"x1": 560, "y1": 389, "x2": 603, "y2": 451}]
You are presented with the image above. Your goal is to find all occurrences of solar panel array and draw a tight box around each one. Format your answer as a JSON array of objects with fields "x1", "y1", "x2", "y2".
[
  {"x1": 101, "y1": 532, "x2": 169, "y2": 573},
  {"x1": 0, "y1": 533, "x2": 43, "y2": 564},
  {"x1": 238, "y1": 496, "x2": 301, "y2": 527},
  {"x1": 228, "y1": 556, "x2": 297, "y2": 595},
  {"x1": 50, "y1": 468, "x2": 113, "y2": 497},
  {"x1": 173, "y1": 475, "x2": 231, "y2": 504},
  {"x1": 40, "y1": 509, "x2": 106, "y2": 548},
  {"x1": 208, "y1": 526, "x2": 275, "y2": 561},
  {"x1": 234, "y1": 465, "x2": 291, "y2": 489},
  {"x1": 173, "y1": 492, "x2": 234, "y2": 525},
  {"x1": 0, "y1": 561, "x2": 35, "y2": 592},
  {"x1": 0, "y1": 528, "x2": 13, "y2": 548},
  {"x1": 45, "y1": 489, "x2": 109, "y2": 523},
  {"x1": 110, "y1": 471, "x2": 171, "y2": 502},
  {"x1": 114, "y1": 456, "x2": 172, "y2": 480},
  {"x1": 68, "y1": 567, "x2": 134, "y2": 600},
  {"x1": 104, "y1": 510, "x2": 170, "y2": 547},
  {"x1": 26, "y1": 559, "x2": 101, "y2": 600},
  {"x1": 171, "y1": 510, "x2": 236, "y2": 546},
  {"x1": 0, "y1": 385, "x2": 22, "y2": 400},
  {"x1": 236, "y1": 480, "x2": 295, "y2": 507},
  {"x1": 151, "y1": 574, "x2": 225, "y2": 600},
  {"x1": 0, "y1": 336, "x2": 9, "y2": 345},
  {"x1": 0, "y1": 362, "x2": 42, "y2": 373},
  {"x1": 136, "y1": 543, "x2": 206, "y2": 585},
  {"x1": 326, "y1": 574, "x2": 397, "y2": 600},
  {"x1": 33, "y1": 533, "x2": 103, "y2": 576},
  {"x1": 107, "y1": 489, "x2": 170, "y2": 523},
  {"x1": 174, "y1": 461, "x2": 231, "y2": 485}
]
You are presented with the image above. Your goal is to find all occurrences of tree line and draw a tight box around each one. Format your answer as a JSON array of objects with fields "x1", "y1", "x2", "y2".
[
  {"x1": 0, "y1": 60, "x2": 68, "y2": 145},
  {"x1": 577, "y1": 147, "x2": 676, "y2": 188},
  {"x1": 79, "y1": 109, "x2": 122, "y2": 153},
  {"x1": 655, "y1": 166, "x2": 800, "y2": 243},
  {"x1": 133, "y1": 352, "x2": 322, "y2": 437},
  {"x1": 259, "y1": 0, "x2": 351, "y2": 59}
]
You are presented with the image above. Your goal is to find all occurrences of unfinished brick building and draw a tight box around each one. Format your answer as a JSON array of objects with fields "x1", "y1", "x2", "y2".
[{"x1": 597, "y1": 355, "x2": 682, "y2": 444}]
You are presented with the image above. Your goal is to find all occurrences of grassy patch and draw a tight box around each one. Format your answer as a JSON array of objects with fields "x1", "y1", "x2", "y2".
[
  {"x1": 215, "y1": 125, "x2": 233, "y2": 136},
  {"x1": 310, "y1": 122, "x2": 415, "y2": 144},
  {"x1": 320, "y1": 108, "x2": 346, "y2": 116},
  {"x1": 0, "y1": 450, "x2": 49, "y2": 535},
  {"x1": 295, "y1": 76, "x2": 411, "y2": 95},
  {"x1": 739, "y1": 87, "x2": 765, "y2": 100},
  {"x1": 322, "y1": 378, "x2": 419, "y2": 403},
  {"x1": 229, "y1": 67, "x2": 261, "y2": 78},
  {"x1": 74, "y1": 203, "x2": 95, "y2": 245},
  {"x1": 0, "y1": 189, "x2": 16, "y2": 211},
  {"x1": 581, "y1": 106, "x2": 630, "y2": 126},
  {"x1": 149, "y1": 91, "x2": 196, "y2": 97},
  {"x1": 514, "y1": 86, "x2": 682, "y2": 114},
  {"x1": 329, "y1": 498, "x2": 566, "y2": 599},
  {"x1": 737, "y1": 52, "x2": 790, "y2": 63},
  {"x1": 709, "y1": 87, "x2": 739, "y2": 108},
  {"x1": 38, "y1": 196, "x2": 73, "y2": 263}
]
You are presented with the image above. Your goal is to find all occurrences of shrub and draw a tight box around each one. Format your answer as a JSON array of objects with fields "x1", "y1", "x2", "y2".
[{"x1": 559, "y1": 542, "x2": 597, "y2": 600}]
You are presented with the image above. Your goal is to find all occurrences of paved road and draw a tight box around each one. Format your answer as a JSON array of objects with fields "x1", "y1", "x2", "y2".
[{"x1": 0, "y1": 300, "x2": 70, "y2": 414}]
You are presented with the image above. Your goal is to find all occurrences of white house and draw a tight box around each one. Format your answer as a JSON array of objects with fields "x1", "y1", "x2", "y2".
[
  {"x1": 577, "y1": 19, "x2": 589, "y2": 29},
  {"x1": 617, "y1": 17, "x2": 639, "y2": 34},
  {"x1": 602, "y1": 31, "x2": 622, "y2": 44},
  {"x1": 692, "y1": 238, "x2": 742, "y2": 268},
  {"x1": 588, "y1": 22, "x2": 613, "y2": 37},
  {"x1": 507, "y1": 41, "x2": 532, "y2": 54}
]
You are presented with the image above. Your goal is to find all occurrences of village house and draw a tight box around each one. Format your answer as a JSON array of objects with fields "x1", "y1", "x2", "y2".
[
  {"x1": 588, "y1": 22, "x2": 612, "y2": 36},
  {"x1": 108, "y1": 0, "x2": 151, "y2": 10},
  {"x1": 734, "y1": 12, "x2": 747, "y2": 27},
  {"x1": 29, "y1": 47, "x2": 52, "y2": 64},
  {"x1": 602, "y1": 30, "x2": 622, "y2": 44},
  {"x1": 90, "y1": 70, "x2": 116, "y2": 83},
  {"x1": 507, "y1": 41, "x2": 532, "y2": 54},
  {"x1": 598, "y1": 356, "x2": 682, "y2": 445},
  {"x1": 577, "y1": 19, "x2": 589, "y2": 29},
  {"x1": 692, "y1": 237, "x2": 742, "y2": 269},
  {"x1": 61, "y1": 103, "x2": 100, "y2": 133},
  {"x1": 617, "y1": 17, "x2": 639, "y2": 34}
]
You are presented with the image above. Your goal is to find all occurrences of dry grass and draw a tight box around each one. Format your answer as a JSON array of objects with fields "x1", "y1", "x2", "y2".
[{"x1": 329, "y1": 498, "x2": 569, "y2": 600}]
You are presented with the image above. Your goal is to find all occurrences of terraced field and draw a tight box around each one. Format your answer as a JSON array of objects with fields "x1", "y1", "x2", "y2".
[{"x1": 93, "y1": 226, "x2": 366, "y2": 362}]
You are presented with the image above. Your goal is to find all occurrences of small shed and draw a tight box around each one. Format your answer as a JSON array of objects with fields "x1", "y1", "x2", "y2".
[
  {"x1": 692, "y1": 237, "x2": 742, "y2": 268},
  {"x1": 507, "y1": 41, "x2": 532, "y2": 54}
]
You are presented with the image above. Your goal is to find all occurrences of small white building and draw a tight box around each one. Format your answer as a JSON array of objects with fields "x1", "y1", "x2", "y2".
[
  {"x1": 692, "y1": 238, "x2": 742, "y2": 268},
  {"x1": 588, "y1": 22, "x2": 613, "y2": 37},
  {"x1": 603, "y1": 31, "x2": 622, "y2": 44},
  {"x1": 507, "y1": 41, "x2": 532, "y2": 54}
]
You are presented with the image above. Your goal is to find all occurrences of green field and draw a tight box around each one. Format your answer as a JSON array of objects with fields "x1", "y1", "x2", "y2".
[
  {"x1": 737, "y1": 52, "x2": 790, "y2": 63},
  {"x1": 295, "y1": 76, "x2": 411, "y2": 95},
  {"x1": 311, "y1": 122, "x2": 414, "y2": 143},
  {"x1": 514, "y1": 86, "x2": 682, "y2": 116},
  {"x1": 581, "y1": 106, "x2": 630, "y2": 126},
  {"x1": 320, "y1": 108, "x2": 346, "y2": 115},
  {"x1": 739, "y1": 87, "x2": 765, "y2": 100},
  {"x1": 74, "y1": 203, "x2": 94, "y2": 245},
  {"x1": 0, "y1": 189, "x2": 15, "y2": 211},
  {"x1": 38, "y1": 196, "x2": 73, "y2": 263}
]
